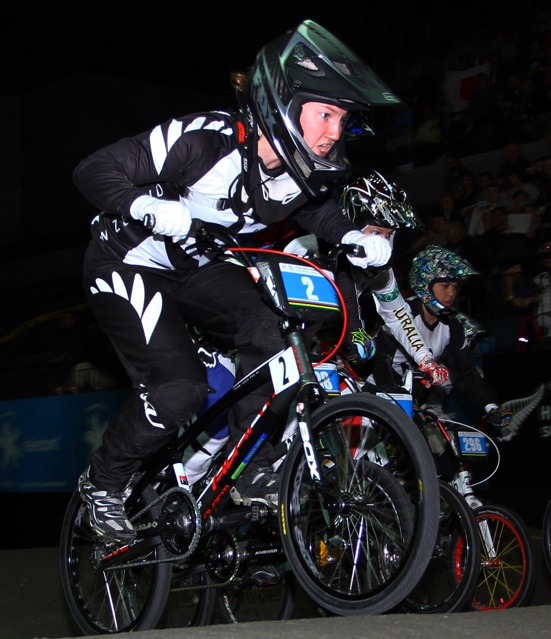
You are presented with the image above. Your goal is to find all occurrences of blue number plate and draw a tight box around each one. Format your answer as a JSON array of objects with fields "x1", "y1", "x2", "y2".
[
  {"x1": 458, "y1": 431, "x2": 488, "y2": 457},
  {"x1": 280, "y1": 263, "x2": 339, "y2": 311},
  {"x1": 314, "y1": 363, "x2": 340, "y2": 397}
]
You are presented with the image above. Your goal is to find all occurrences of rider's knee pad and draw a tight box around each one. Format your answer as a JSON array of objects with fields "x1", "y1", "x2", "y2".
[{"x1": 145, "y1": 356, "x2": 210, "y2": 429}]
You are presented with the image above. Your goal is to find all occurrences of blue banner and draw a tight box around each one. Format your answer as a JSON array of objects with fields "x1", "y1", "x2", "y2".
[{"x1": 0, "y1": 390, "x2": 131, "y2": 492}]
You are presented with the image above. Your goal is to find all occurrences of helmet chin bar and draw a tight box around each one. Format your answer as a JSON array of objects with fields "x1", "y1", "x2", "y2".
[{"x1": 426, "y1": 299, "x2": 458, "y2": 322}]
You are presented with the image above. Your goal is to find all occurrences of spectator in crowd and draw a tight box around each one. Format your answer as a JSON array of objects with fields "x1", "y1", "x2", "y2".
[
  {"x1": 404, "y1": 60, "x2": 441, "y2": 122},
  {"x1": 507, "y1": 189, "x2": 534, "y2": 215},
  {"x1": 466, "y1": 72, "x2": 499, "y2": 152},
  {"x1": 532, "y1": 240, "x2": 551, "y2": 344},
  {"x1": 386, "y1": 102, "x2": 415, "y2": 168},
  {"x1": 502, "y1": 236, "x2": 551, "y2": 349},
  {"x1": 443, "y1": 219, "x2": 482, "y2": 266},
  {"x1": 454, "y1": 172, "x2": 479, "y2": 220},
  {"x1": 443, "y1": 153, "x2": 468, "y2": 199},
  {"x1": 523, "y1": 201, "x2": 551, "y2": 246},
  {"x1": 475, "y1": 170, "x2": 498, "y2": 203},
  {"x1": 467, "y1": 182, "x2": 511, "y2": 236},
  {"x1": 433, "y1": 192, "x2": 463, "y2": 223},
  {"x1": 496, "y1": 142, "x2": 533, "y2": 186},
  {"x1": 403, "y1": 210, "x2": 449, "y2": 256},
  {"x1": 439, "y1": 104, "x2": 472, "y2": 157},
  {"x1": 502, "y1": 168, "x2": 540, "y2": 204},
  {"x1": 529, "y1": 155, "x2": 551, "y2": 201},
  {"x1": 412, "y1": 104, "x2": 442, "y2": 167},
  {"x1": 473, "y1": 205, "x2": 534, "y2": 272}
]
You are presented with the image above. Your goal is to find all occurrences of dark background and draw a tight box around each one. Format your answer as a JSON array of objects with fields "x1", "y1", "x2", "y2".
[
  {"x1": 1, "y1": 0, "x2": 546, "y2": 329},
  {"x1": 2, "y1": 1, "x2": 551, "y2": 549}
]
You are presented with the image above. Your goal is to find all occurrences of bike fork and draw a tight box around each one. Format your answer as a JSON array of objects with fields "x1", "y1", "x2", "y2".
[{"x1": 452, "y1": 467, "x2": 496, "y2": 558}]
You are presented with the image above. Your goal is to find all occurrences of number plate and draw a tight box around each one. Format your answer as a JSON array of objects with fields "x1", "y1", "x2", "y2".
[
  {"x1": 269, "y1": 347, "x2": 300, "y2": 394},
  {"x1": 314, "y1": 363, "x2": 340, "y2": 397},
  {"x1": 279, "y1": 263, "x2": 339, "y2": 310},
  {"x1": 458, "y1": 431, "x2": 488, "y2": 457}
]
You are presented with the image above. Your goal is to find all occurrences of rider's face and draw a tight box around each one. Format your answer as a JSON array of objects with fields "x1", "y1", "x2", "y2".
[
  {"x1": 431, "y1": 281, "x2": 461, "y2": 308},
  {"x1": 299, "y1": 102, "x2": 349, "y2": 157},
  {"x1": 362, "y1": 224, "x2": 395, "y2": 241}
]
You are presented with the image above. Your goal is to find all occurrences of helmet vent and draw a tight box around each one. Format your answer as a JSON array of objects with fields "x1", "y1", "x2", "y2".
[
  {"x1": 296, "y1": 57, "x2": 319, "y2": 72},
  {"x1": 334, "y1": 61, "x2": 352, "y2": 76}
]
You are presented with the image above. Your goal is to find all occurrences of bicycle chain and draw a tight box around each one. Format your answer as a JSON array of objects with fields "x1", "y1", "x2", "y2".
[
  {"x1": 103, "y1": 486, "x2": 201, "y2": 571},
  {"x1": 171, "y1": 531, "x2": 241, "y2": 593}
]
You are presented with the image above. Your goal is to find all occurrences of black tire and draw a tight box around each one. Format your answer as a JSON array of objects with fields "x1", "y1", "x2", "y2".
[
  {"x1": 60, "y1": 486, "x2": 174, "y2": 634},
  {"x1": 160, "y1": 566, "x2": 216, "y2": 628},
  {"x1": 542, "y1": 499, "x2": 551, "y2": 577},
  {"x1": 207, "y1": 522, "x2": 295, "y2": 623},
  {"x1": 279, "y1": 393, "x2": 440, "y2": 616},
  {"x1": 401, "y1": 480, "x2": 481, "y2": 613},
  {"x1": 468, "y1": 504, "x2": 536, "y2": 610},
  {"x1": 216, "y1": 573, "x2": 295, "y2": 623}
]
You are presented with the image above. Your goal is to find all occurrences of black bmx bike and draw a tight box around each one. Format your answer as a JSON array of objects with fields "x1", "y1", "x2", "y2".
[{"x1": 59, "y1": 222, "x2": 440, "y2": 634}]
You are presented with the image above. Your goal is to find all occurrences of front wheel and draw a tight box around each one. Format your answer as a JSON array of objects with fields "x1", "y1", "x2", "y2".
[
  {"x1": 401, "y1": 480, "x2": 481, "y2": 613},
  {"x1": 279, "y1": 393, "x2": 440, "y2": 616},
  {"x1": 468, "y1": 504, "x2": 535, "y2": 610}
]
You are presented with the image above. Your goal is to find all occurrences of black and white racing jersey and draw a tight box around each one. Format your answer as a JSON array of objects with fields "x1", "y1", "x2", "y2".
[{"x1": 73, "y1": 110, "x2": 356, "y2": 271}]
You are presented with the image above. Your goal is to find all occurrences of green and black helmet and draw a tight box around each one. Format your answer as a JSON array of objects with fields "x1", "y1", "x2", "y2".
[{"x1": 247, "y1": 20, "x2": 401, "y2": 198}]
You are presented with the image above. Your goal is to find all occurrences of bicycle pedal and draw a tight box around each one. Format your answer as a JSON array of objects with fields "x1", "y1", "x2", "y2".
[
  {"x1": 240, "y1": 503, "x2": 273, "y2": 520},
  {"x1": 249, "y1": 565, "x2": 280, "y2": 585}
]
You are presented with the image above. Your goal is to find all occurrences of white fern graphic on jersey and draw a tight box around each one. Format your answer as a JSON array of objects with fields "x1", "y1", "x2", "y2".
[{"x1": 90, "y1": 271, "x2": 162, "y2": 344}]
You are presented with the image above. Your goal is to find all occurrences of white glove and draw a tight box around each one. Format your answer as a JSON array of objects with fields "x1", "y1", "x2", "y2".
[
  {"x1": 130, "y1": 195, "x2": 192, "y2": 242},
  {"x1": 341, "y1": 230, "x2": 392, "y2": 268}
]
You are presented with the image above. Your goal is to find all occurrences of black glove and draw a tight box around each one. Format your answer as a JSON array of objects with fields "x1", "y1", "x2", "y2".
[
  {"x1": 483, "y1": 405, "x2": 514, "y2": 441},
  {"x1": 340, "y1": 328, "x2": 376, "y2": 370}
]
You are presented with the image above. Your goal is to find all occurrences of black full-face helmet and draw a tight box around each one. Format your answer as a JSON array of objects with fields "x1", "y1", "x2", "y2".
[
  {"x1": 409, "y1": 245, "x2": 479, "y2": 320},
  {"x1": 247, "y1": 20, "x2": 401, "y2": 198},
  {"x1": 340, "y1": 171, "x2": 424, "y2": 231}
]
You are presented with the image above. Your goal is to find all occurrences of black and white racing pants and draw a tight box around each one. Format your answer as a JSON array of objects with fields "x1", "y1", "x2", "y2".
[{"x1": 83, "y1": 244, "x2": 284, "y2": 492}]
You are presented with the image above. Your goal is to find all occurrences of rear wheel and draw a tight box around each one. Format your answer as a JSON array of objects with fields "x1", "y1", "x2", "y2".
[
  {"x1": 279, "y1": 393, "x2": 439, "y2": 616},
  {"x1": 401, "y1": 480, "x2": 481, "y2": 613},
  {"x1": 159, "y1": 565, "x2": 215, "y2": 628},
  {"x1": 542, "y1": 499, "x2": 551, "y2": 577},
  {"x1": 60, "y1": 487, "x2": 173, "y2": 634},
  {"x1": 468, "y1": 504, "x2": 535, "y2": 610},
  {"x1": 216, "y1": 573, "x2": 295, "y2": 623},
  {"x1": 206, "y1": 523, "x2": 295, "y2": 623}
]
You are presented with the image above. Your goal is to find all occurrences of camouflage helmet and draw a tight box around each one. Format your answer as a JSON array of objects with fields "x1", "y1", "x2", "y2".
[{"x1": 409, "y1": 245, "x2": 478, "y2": 320}]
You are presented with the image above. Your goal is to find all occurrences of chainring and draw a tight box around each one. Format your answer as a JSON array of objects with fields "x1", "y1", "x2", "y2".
[
  {"x1": 204, "y1": 531, "x2": 240, "y2": 582},
  {"x1": 158, "y1": 488, "x2": 201, "y2": 560}
]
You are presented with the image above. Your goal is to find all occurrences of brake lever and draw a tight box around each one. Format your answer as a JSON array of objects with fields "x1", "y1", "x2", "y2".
[{"x1": 340, "y1": 243, "x2": 389, "y2": 276}]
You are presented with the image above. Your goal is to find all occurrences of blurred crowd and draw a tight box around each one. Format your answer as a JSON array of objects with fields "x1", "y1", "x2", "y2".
[
  {"x1": 384, "y1": 10, "x2": 551, "y2": 168},
  {"x1": 3, "y1": 11, "x2": 551, "y2": 400},
  {"x1": 371, "y1": 10, "x2": 551, "y2": 355},
  {"x1": 390, "y1": 140, "x2": 551, "y2": 355}
]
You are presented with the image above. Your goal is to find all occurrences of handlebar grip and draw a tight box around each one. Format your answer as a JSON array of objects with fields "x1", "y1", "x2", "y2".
[
  {"x1": 341, "y1": 243, "x2": 366, "y2": 258},
  {"x1": 143, "y1": 213, "x2": 155, "y2": 230},
  {"x1": 142, "y1": 215, "x2": 202, "y2": 237},
  {"x1": 341, "y1": 243, "x2": 389, "y2": 274},
  {"x1": 189, "y1": 218, "x2": 203, "y2": 235}
]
